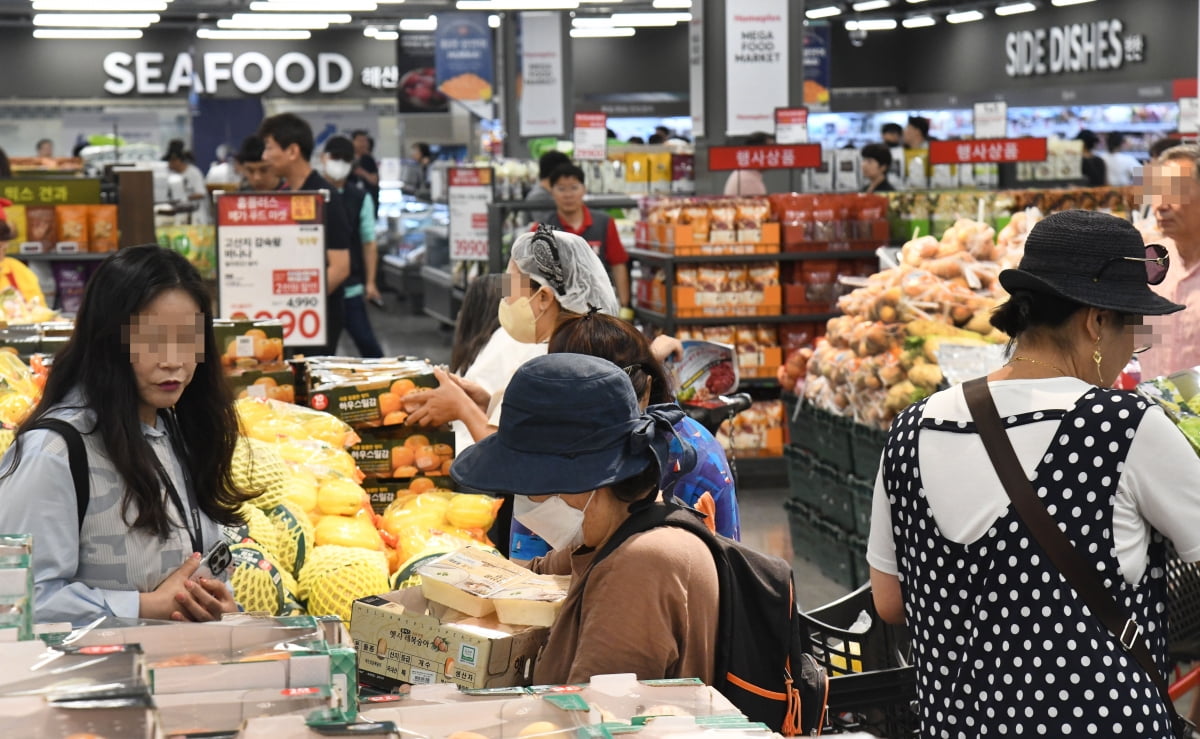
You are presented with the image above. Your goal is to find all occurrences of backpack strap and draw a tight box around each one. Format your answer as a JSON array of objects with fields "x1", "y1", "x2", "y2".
[
  {"x1": 585, "y1": 499, "x2": 712, "y2": 578},
  {"x1": 25, "y1": 419, "x2": 90, "y2": 531}
]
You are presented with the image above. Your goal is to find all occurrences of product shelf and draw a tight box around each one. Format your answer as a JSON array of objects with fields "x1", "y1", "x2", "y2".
[
  {"x1": 627, "y1": 247, "x2": 878, "y2": 264},
  {"x1": 633, "y1": 308, "x2": 838, "y2": 327}
]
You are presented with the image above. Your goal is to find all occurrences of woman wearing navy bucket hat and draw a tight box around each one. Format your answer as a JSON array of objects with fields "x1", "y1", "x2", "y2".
[
  {"x1": 450, "y1": 353, "x2": 719, "y2": 685},
  {"x1": 868, "y1": 210, "x2": 1200, "y2": 737}
]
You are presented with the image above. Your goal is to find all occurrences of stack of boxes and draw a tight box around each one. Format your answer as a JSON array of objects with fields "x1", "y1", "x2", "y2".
[{"x1": 214, "y1": 318, "x2": 295, "y2": 404}]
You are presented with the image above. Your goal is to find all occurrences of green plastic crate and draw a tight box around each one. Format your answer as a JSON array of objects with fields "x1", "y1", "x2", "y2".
[
  {"x1": 787, "y1": 447, "x2": 857, "y2": 533},
  {"x1": 849, "y1": 475, "x2": 874, "y2": 540},
  {"x1": 786, "y1": 501, "x2": 855, "y2": 589},
  {"x1": 850, "y1": 421, "x2": 888, "y2": 482},
  {"x1": 786, "y1": 398, "x2": 856, "y2": 475}
]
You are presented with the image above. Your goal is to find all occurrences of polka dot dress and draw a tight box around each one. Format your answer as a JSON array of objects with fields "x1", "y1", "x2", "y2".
[{"x1": 884, "y1": 388, "x2": 1172, "y2": 737}]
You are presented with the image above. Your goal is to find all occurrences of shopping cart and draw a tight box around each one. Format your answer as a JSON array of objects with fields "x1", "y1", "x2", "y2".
[
  {"x1": 798, "y1": 584, "x2": 919, "y2": 738},
  {"x1": 1166, "y1": 555, "x2": 1200, "y2": 720}
]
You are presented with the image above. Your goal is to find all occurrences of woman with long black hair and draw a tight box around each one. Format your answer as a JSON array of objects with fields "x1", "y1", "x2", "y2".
[{"x1": 0, "y1": 245, "x2": 250, "y2": 626}]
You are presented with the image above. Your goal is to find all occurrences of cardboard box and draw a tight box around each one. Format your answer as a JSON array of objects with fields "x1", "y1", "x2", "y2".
[
  {"x1": 229, "y1": 368, "x2": 298, "y2": 404},
  {"x1": 308, "y1": 372, "x2": 439, "y2": 429},
  {"x1": 215, "y1": 319, "x2": 288, "y2": 374},
  {"x1": 351, "y1": 589, "x2": 549, "y2": 691},
  {"x1": 351, "y1": 425, "x2": 455, "y2": 479}
]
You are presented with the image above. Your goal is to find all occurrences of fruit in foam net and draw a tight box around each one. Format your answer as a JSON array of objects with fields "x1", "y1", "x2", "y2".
[
  {"x1": 228, "y1": 541, "x2": 287, "y2": 616},
  {"x1": 299, "y1": 545, "x2": 390, "y2": 622},
  {"x1": 317, "y1": 476, "x2": 368, "y2": 516},
  {"x1": 267, "y1": 502, "x2": 312, "y2": 577},
  {"x1": 315, "y1": 513, "x2": 384, "y2": 551},
  {"x1": 239, "y1": 504, "x2": 283, "y2": 563},
  {"x1": 281, "y1": 472, "x2": 319, "y2": 514},
  {"x1": 229, "y1": 437, "x2": 290, "y2": 510}
]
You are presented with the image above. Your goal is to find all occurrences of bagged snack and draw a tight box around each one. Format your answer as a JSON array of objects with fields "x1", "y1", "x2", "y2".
[
  {"x1": 3, "y1": 205, "x2": 27, "y2": 245},
  {"x1": 709, "y1": 200, "x2": 737, "y2": 243},
  {"x1": 736, "y1": 198, "x2": 771, "y2": 243},
  {"x1": 682, "y1": 203, "x2": 711, "y2": 242},
  {"x1": 88, "y1": 204, "x2": 118, "y2": 252},
  {"x1": 24, "y1": 206, "x2": 55, "y2": 252},
  {"x1": 55, "y1": 205, "x2": 90, "y2": 251}
]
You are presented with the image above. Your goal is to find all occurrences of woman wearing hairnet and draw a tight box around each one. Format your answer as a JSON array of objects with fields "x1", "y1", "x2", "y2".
[{"x1": 403, "y1": 226, "x2": 620, "y2": 443}]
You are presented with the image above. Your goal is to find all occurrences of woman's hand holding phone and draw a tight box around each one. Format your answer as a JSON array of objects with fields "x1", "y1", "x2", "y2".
[{"x1": 139, "y1": 552, "x2": 238, "y2": 621}]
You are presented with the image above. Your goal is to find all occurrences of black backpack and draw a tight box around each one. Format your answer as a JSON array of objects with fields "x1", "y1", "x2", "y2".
[
  {"x1": 587, "y1": 499, "x2": 829, "y2": 735},
  {"x1": 24, "y1": 419, "x2": 91, "y2": 529}
]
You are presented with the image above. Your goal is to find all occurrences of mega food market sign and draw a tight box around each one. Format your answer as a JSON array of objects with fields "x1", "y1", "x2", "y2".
[{"x1": 1004, "y1": 18, "x2": 1146, "y2": 77}]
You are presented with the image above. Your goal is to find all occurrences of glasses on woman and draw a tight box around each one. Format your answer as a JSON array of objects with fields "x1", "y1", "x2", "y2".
[{"x1": 1092, "y1": 244, "x2": 1170, "y2": 286}]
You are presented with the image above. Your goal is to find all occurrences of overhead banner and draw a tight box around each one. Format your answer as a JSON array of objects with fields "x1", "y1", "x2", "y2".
[
  {"x1": 216, "y1": 192, "x2": 328, "y2": 348},
  {"x1": 448, "y1": 168, "x2": 493, "y2": 262},
  {"x1": 708, "y1": 145, "x2": 822, "y2": 171},
  {"x1": 929, "y1": 138, "x2": 1048, "y2": 165},
  {"x1": 803, "y1": 24, "x2": 831, "y2": 112},
  {"x1": 725, "y1": 0, "x2": 789, "y2": 136},
  {"x1": 688, "y1": 1, "x2": 705, "y2": 138},
  {"x1": 435, "y1": 12, "x2": 495, "y2": 119},
  {"x1": 397, "y1": 32, "x2": 448, "y2": 113},
  {"x1": 519, "y1": 12, "x2": 566, "y2": 137}
]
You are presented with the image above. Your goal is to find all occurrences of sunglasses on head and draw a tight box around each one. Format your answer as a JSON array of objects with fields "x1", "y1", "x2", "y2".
[{"x1": 1092, "y1": 244, "x2": 1169, "y2": 286}]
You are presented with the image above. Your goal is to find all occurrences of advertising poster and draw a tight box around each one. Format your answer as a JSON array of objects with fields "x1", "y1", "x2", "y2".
[
  {"x1": 216, "y1": 192, "x2": 327, "y2": 347},
  {"x1": 725, "y1": 0, "x2": 789, "y2": 136},
  {"x1": 448, "y1": 168, "x2": 493, "y2": 262},
  {"x1": 397, "y1": 31, "x2": 449, "y2": 113},
  {"x1": 973, "y1": 101, "x2": 1008, "y2": 139},
  {"x1": 435, "y1": 13, "x2": 495, "y2": 119},
  {"x1": 519, "y1": 12, "x2": 566, "y2": 137},
  {"x1": 688, "y1": 1, "x2": 705, "y2": 138},
  {"x1": 774, "y1": 108, "x2": 809, "y2": 144},
  {"x1": 803, "y1": 24, "x2": 831, "y2": 112},
  {"x1": 573, "y1": 112, "x2": 608, "y2": 161}
]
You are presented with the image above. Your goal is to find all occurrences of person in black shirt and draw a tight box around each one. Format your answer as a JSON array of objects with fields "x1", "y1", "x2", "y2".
[
  {"x1": 1076, "y1": 129, "x2": 1107, "y2": 187},
  {"x1": 258, "y1": 113, "x2": 351, "y2": 356},
  {"x1": 351, "y1": 129, "x2": 381, "y2": 212},
  {"x1": 861, "y1": 143, "x2": 895, "y2": 194}
]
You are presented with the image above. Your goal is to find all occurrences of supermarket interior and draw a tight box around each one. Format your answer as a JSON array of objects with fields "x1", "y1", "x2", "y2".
[{"x1": 3, "y1": 0, "x2": 1200, "y2": 736}]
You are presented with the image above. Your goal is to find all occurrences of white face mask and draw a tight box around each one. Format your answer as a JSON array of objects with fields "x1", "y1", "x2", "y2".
[
  {"x1": 323, "y1": 159, "x2": 353, "y2": 182},
  {"x1": 513, "y1": 491, "x2": 595, "y2": 552},
  {"x1": 498, "y1": 292, "x2": 544, "y2": 344}
]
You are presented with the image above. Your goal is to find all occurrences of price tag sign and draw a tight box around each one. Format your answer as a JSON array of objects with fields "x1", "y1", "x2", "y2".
[
  {"x1": 1180, "y1": 97, "x2": 1200, "y2": 134},
  {"x1": 216, "y1": 192, "x2": 327, "y2": 347},
  {"x1": 573, "y1": 112, "x2": 608, "y2": 161},
  {"x1": 973, "y1": 101, "x2": 1008, "y2": 139},
  {"x1": 774, "y1": 108, "x2": 809, "y2": 145},
  {"x1": 448, "y1": 167, "x2": 494, "y2": 261}
]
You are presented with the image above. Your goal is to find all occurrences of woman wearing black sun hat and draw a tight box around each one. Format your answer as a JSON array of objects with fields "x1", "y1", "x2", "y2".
[{"x1": 868, "y1": 210, "x2": 1200, "y2": 737}]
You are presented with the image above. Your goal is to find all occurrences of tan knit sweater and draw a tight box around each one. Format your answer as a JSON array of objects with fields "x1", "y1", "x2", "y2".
[{"x1": 529, "y1": 527, "x2": 719, "y2": 685}]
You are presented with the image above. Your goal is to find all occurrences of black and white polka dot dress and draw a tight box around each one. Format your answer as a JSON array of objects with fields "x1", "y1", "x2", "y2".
[{"x1": 884, "y1": 387, "x2": 1172, "y2": 737}]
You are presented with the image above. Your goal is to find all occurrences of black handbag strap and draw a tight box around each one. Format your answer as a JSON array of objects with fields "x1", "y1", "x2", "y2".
[{"x1": 962, "y1": 377, "x2": 1183, "y2": 727}]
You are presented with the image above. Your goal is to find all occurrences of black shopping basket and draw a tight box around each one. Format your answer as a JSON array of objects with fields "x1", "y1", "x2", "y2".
[
  {"x1": 1168, "y1": 550, "x2": 1200, "y2": 663},
  {"x1": 798, "y1": 584, "x2": 919, "y2": 738}
]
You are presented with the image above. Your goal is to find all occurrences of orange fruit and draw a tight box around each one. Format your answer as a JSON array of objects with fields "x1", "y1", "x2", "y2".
[
  {"x1": 390, "y1": 446, "x2": 415, "y2": 468},
  {"x1": 441, "y1": 459, "x2": 453, "y2": 476},
  {"x1": 404, "y1": 434, "x2": 430, "y2": 450},
  {"x1": 268, "y1": 385, "x2": 295, "y2": 403},
  {"x1": 244, "y1": 328, "x2": 268, "y2": 340},
  {"x1": 409, "y1": 477, "x2": 436, "y2": 495},
  {"x1": 383, "y1": 411, "x2": 407, "y2": 426},
  {"x1": 378, "y1": 392, "x2": 401, "y2": 417},
  {"x1": 253, "y1": 337, "x2": 278, "y2": 362},
  {"x1": 392, "y1": 465, "x2": 419, "y2": 478},
  {"x1": 390, "y1": 378, "x2": 416, "y2": 397},
  {"x1": 415, "y1": 453, "x2": 440, "y2": 472},
  {"x1": 432, "y1": 443, "x2": 453, "y2": 458},
  {"x1": 253, "y1": 376, "x2": 278, "y2": 388}
]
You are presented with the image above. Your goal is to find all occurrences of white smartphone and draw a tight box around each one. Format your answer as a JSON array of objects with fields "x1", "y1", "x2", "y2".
[{"x1": 191, "y1": 541, "x2": 233, "y2": 582}]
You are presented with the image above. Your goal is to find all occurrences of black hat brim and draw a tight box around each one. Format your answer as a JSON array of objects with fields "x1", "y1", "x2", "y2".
[
  {"x1": 450, "y1": 433, "x2": 652, "y2": 496},
  {"x1": 999, "y1": 268, "x2": 1185, "y2": 316}
]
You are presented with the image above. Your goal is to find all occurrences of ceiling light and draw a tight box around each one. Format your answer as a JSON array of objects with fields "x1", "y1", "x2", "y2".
[
  {"x1": 805, "y1": 6, "x2": 841, "y2": 19},
  {"x1": 249, "y1": 1, "x2": 377, "y2": 11},
  {"x1": 906, "y1": 0, "x2": 930, "y2": 3},
  {"x1": 846, "y1": 18, "x2": 897, "y2": 30},
  {"x1": 371, "y1": 30, "x2": 399, "y2": 39},
  {"x1": 33, "y1": 0, "x2": 165, "y2": 10},
  {"x1": 219, "y1": 13, "x2": 351, "y2": 29},
  {"x1": 375, "y1": 0, "x2": 406, "y2": 3},
  {"x1": 901, "y1": 15, "x2": 934, "y2": 27},
  {"x1": 456, "y1": 1, "x2": 579, "y2": 9},
  {"x1": 946, "y1": 9, "x2": 984, "y2": 22},
  {"x1": 488, "y1": 14, "x2": 500, "y2": 26},
  {"x1": 995, "y1": 2, "x2": 1036, "y2": 14},
  {"x1": 652, "y1": 0, "x2": 690, "y2": 7},
  {"x1": 609, "y1": 12, "x2": 689, "y2": 25},
  {"x1": 1051, "y1": 0, "x2": 1095, "y2": 5},
  {"x1": 197, "y1": 28, "x2": 312, "y2": 39},
  {"x1": 852, "y1": 0, "x2": 891, "y2": 10},
  {"x1": 33, "y1": 13, "x2": 159, "y2": 27},
  {"x1": 33, "y1": 28, "x2": 144, "y2": 38},
  {"x1": 398, "y1": 16, "x2": 437, "y2": 30},
  {"x1": 573, "y1": 17, "x2": 613, "y2": 26},
  {"x1": 570, "y1": 26, "x2": 635, "y2": 37}
]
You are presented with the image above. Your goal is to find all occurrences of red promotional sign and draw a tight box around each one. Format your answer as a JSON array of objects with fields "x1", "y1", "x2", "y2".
[
  {"x1": 448, "y1": 168, "x2": 492, "y2": 187},
  {"x1": 574, "y1": 112, "x2": 608, "y2": 161},
  {"x1": 774, "y1": 108, "x2": 809, "y2": 144},
  {"x1": 929, "y1": 138, "x2": 1048, "y2": 165},
  {"x1": 708, "y1": 144, "x2": 822, "y2": 172},
  {"x1": 217, "y1": 193, "x2": 322, "y2": 226}
]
